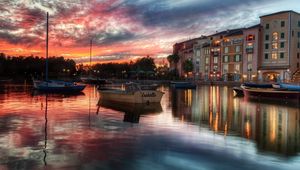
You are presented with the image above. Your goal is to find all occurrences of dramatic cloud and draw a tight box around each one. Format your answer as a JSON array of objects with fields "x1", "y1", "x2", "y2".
[{"x1": 0, "y1": 0, "x2": 299, "y2": 63}]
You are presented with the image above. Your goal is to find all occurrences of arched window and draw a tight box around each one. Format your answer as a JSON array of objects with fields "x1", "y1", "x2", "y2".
[{"x1": 272, "y1": 32, "x2": 278, "y2": 41}]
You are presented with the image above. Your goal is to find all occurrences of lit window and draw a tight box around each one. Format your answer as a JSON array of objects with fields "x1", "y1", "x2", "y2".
[
  {"x1": 272, "y1": 32, "x2": 278, "y2": 41},
  {"x1": 247, "y1": 35, "x2": 255, "y2": 41},
  {"x1": 272, "y1": 52, "x2": 277, "y2": 59},
  {"x1": 272, "y1": 42, "x2": 278, "y2": 49}
]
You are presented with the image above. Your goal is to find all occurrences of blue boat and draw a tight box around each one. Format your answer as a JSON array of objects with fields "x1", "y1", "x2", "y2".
[
  {"x1": 242, "y1": 82, "x2": 273, "y2": 88},
  {"x1": 170, "y1": 82, "x2": 196, "y2": 89},
  {"x1": 33, "y1": 80, "x2": 86, "y2": 93},
  {"x1": 33, "y1": 13, "x2": 86, "y2": 93},
  {"x1": 279, "y1": 83, "x2": 300, "y2": 91}
]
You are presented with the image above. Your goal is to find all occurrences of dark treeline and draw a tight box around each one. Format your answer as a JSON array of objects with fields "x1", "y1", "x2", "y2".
[
  {"x1": 0, "y1": 53, "x2": 76, "y2": 80},
  {"x1": 88, "y1": 56, "x2": 171, "y2": 80}
]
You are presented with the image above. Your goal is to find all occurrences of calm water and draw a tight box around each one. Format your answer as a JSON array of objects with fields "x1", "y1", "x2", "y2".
[{"x1": 0, "y1": 84, "x2": 300, "y2": 170}]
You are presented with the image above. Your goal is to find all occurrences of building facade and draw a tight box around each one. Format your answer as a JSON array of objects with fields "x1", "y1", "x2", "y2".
[
  {"x1": 259, "y1": 11, "x2": 300, "y2": 82},
  {"x1": 243, "y1": 25, "x2": 262, "y2": 81}
]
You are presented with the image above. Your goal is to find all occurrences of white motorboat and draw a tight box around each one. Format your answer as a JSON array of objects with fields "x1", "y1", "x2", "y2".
[{"x1": 98, "y1": 83, "x2": 164, "y2": 103}]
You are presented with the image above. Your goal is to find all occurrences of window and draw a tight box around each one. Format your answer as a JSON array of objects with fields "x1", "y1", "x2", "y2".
[
  {"x1": 281, "y1": 33, "x2": 285, "y2": 39},
  {"x1": 235, "y1": 64, "x2": 240, "y2": 72},
  {"x1": 223, "y1": 55, "x2": 229, "y2": 62},
  {"x1": 205, "y1": 66, "x2": 209, "y2": 72},
  {"x1": 266, "y1": 23, "x2": 269, "y2": 29},
  {"x1": 205, "y1": 57, "x2": 209, "y2": 64},
  {"x1": 280, "y1": 42, "x2": 284, "y2": 48},
  {"x1": 298, "y1": 32, "x2": 300, "y2": 38},
  {"x1": 272, "y1": 42, "x2": 278, "y2": 49},
  {"x1": 213, "y1": 57, "x2": 218, "y2": 64},
  {"x1": 265, "y1": 53, "x2": 269, "y2": 59},
  {"x1": 235, "y1": 46, "x2": 241, "y2": 53},
  {"x1": 247, "y1": 35, "x2": 255, "y2": 41},
  {"x1": 297, "y1": 53, "x2": 299, "y2": 59},
  {"x1": 265, "y1": 34, "x2": 269, "y2": 41},
  {"x1": 280, "y1": 52, "x2": 284, "y2": 59},
  {"x1": 213, "y1": 66, "x2": 218, "y2": 71},
  {"x1": 247, "y1": 64, "x2": 253, "y2": 71},
  {"x1": 272, "y1": 52, "x2": 277, "y2": 60},
  {"x1": 272, "y1": 32, "x2": 278, "y2": 41},
  {"x1": 196, "y1": 50, "x2": 200, "y2": 56},
  {"x1": 224, "y1": 47, "x2": 229, "y2": 54},
  {"x1": 223, "y1": 64, "x2": 228, "y2": 73},
  {"x1": 298, "y1": 21, "x2": 300, "y2": 27},
  {"x1": 298, "y1": 63, "x2": 299, "y2": 68},
  {"x1": 281, "y1": 21, "x2": 285, "y2": 27},
  {"x1": 234, "y1": 55, "x2": 241, "y2": 62},
  {"x1": 298, "y1": 42, "x2": 300, "y2": 48},
  {"x1": 247, "y1": 54, "x2": 253, "y2": 62},
  {"x1": 265, "y1": 43, "x2": 269, "y2": 49}
]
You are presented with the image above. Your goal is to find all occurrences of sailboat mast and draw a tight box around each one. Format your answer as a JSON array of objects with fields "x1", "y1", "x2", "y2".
[
  {"x1": 90, "y1": 39, "x2": 92, "y2": 69},
  {"x1": 45, "y1": 12, "x2": 49, "y2": 81}
]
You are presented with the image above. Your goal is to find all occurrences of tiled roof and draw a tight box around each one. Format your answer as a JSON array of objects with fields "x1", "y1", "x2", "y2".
[{"x1": 260, "y1": 10, "x2": 300, "y2": 18}]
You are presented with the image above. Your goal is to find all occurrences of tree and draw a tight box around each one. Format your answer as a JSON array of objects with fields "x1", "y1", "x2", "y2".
[
  {"x1": 183, "y1": 59, "x2": 193, "y2": 73},
  {"x1": 167, "y1": 54, "x2": 179, "y2": 64}
]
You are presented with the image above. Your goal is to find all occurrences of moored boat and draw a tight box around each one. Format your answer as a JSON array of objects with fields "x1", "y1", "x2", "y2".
[
  {"x1": 233, "y1": 87, "x2": 244, "y2": 96},
  {"x1": 241, "y1": 85, "x2": 300, "y2": 100},
  {"x1": 278, "y1": 83, "x2": 300, "y2": 91},
  {"x1": 33, "y1": 80, "x2": 86, "y2": 93},
  {"x1": 99, "y1": 83, "x2": 164, "y2": 103},
  {"x1": 242, "y1": 82, "x2": 273, "y2": 88},
  {"x1": 33, "y1": 13, "x2": 86, "y2": 93},
  {"x1": 170, "y1": 81, "x2": 196, "y2": 89}
]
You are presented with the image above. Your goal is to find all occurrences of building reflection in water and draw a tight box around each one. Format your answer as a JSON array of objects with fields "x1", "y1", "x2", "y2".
[{"x1": 170, "y1": 86, "x2": 300, "y2": 156}]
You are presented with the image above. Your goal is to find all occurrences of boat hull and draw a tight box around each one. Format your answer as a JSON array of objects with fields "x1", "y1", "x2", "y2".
[
  {"x1": 242, "y1": 87, "x2": 300, "y2": 100},
  {"x1": 99, "y1": 90, "x2": 164, "y2": 103},
  {"x1": 33, "y1": 80, "x2": 86, "y2": 93},
  {"x1": 279, "y1": 83, "x2": 300, "y2": 91},
  {"x1": 233, "y1": 87, "x2": 244, "y2": 96}
]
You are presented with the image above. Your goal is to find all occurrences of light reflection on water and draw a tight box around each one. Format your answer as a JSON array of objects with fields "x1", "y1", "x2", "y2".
[{"x1": 0, "y1": 84, "x2": 300, "y2": 170}]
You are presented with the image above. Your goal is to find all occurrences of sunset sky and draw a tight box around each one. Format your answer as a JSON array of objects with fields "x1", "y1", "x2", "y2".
[{"x1": 0, "y1": 0, "x2": 300, "y2": 64}]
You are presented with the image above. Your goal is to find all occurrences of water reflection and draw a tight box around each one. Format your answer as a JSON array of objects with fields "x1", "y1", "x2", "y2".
[
  {"x1": 98, "y1": 100, "x2": 163, "y2": 123},
  {"x1": 171, "y1": 86, "x2": 300, "y2": 156},
  {"x1": 0, "y1": 84, "x2": 300, "y2": 169}
]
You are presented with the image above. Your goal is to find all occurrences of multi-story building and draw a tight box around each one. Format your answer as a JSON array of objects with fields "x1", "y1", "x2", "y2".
[
  {"x1": 221, "y1": 29, "x2": 244, "y2": 81},
  {"x1": 193, "y1": 36, "x2": 209, "y2": 80},
  {"x1": 259, "y1": 10, "x2": 300, "y2": 82},
  {"x1": 172, "y1": 38, "x2": 198, "y2": 77},
  {"x1": 209, "y1": 32, "x2": 223, "y2": 80},
  {"x1": 243, "y1": 24, "x2": 262, "y2": 81}
]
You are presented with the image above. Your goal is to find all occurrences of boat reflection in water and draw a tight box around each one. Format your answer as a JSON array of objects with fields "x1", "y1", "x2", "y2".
[
  {"x1": 171, "y1": 86, "x2": 300, "y2": 156},
  {"x1": 97, "y1": 100, "x2": 163, "y2": 123}
]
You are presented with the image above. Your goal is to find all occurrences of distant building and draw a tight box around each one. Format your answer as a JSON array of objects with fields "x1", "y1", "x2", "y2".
[
  {"x1": 259, "y1": 10, "x2": 300, "y2": 82},
  {"x1": 171, "y1": 10, "x2": 300, "y2": 82}
]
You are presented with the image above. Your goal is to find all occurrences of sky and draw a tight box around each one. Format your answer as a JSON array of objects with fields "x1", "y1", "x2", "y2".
[{"x1": 0, "y1": 0, "x2": 300, "y2": 64}]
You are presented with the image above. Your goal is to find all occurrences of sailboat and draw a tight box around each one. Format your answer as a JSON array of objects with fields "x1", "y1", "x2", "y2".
[{"x1": 33, "y1": 12, "x2": 86, "y2": 93}]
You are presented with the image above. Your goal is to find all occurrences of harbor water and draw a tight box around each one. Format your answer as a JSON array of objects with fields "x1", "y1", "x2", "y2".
[{"x1": 0, "y1": 84, "x2": 300, "y2": 170}]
